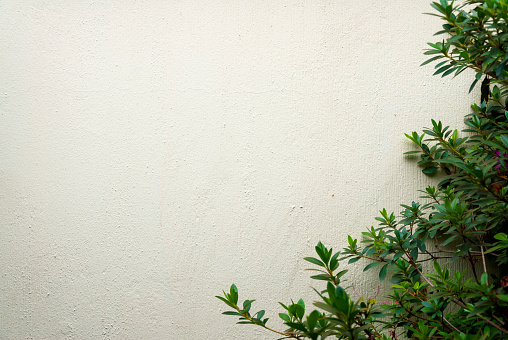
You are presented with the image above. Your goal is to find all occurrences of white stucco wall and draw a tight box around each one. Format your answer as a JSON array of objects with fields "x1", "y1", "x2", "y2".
[{"x1": 1, "y1": 1, "x2": 476, "y2": 339}]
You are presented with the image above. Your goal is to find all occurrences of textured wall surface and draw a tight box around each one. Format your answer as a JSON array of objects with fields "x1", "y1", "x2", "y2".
[{"x1": 1, "y1": 1, "x2": 476, "y2": 339}]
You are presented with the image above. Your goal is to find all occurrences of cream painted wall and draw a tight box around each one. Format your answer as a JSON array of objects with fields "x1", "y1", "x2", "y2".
[{"x1": 1, "y1": 1, "x2": 475, "y2": 339}]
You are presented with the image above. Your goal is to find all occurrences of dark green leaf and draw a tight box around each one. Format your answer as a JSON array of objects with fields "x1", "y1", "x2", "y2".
[
  {"x1": 379, "y1": 264, "x2": 388, "y2": 281},
  {"x1": 348, "y1": 257, "x2": 361, "y2": 264},
  {"x1": 421, "y1": 55, "x2": 444, "y2": 66},
  {"x1": 363, "y1": 262, "x2": 381, "y2": 271},
  {"x1": 279, "y1": 313, "x2": 290, "y2": 322},
  {"x1": 285, "y1": 322, "x2": 307, "y2": 333},
  {"x1": 304, "y1": 257, "x2": 326, "y2": 267},
  {"x1": 311, "y1": 274, "x2": 331, "y2": 281}
]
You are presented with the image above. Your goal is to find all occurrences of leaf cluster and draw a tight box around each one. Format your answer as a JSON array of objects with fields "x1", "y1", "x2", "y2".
[
  {"x1": 217, "y1": 1, "x2": 508, "y2": 339},
  {"x1": 423, "y1": 0, "x2": 508, "y2": 92},
  {"x1": 217, "y1": 244, "x2": 384, "y2": 339}
]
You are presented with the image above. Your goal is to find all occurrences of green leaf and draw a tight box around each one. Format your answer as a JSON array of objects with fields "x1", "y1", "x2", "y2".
[
  {"x1": 311, "y1": 274, "x2": 332, "y2": 281},
  {"x1": 392, "y1": 252, "x2": 404, "y2": 262},
  {"x1": 496, "y1": 57, "x2": 508, "y2": 77},
  {"x1": 469, "y1": 78, "x2": 480, "y2": 93},
  {"x1": 335, "y1": 285, "x2": 348, "y2": 303},
  {"x1": 335, "y1": 269, "x2": 348, "y2": 279},
  {"x1": 494, "y1": 233, "x2": 507, "y2": 241},
  {"x1": 481, "y1": 273, "x2": 488, "y2": 286},
  {"x1": 424, "y1": 49, "x2": 443, "y2": 55},
  {"x1": 304, "y1": 257, "x2": 326, "y2": 267},
  {"x1": 421, "y1": 55, "x2": 444, "y2": 66},
  {"x1": 433, "y1": 261, "x2": 443, "y2": 276},
  {"x1": 441, "y1": 235, "x2": 458, "y2": 246},
  {"x1": 288, "y1": 304, "x2": 305, "y2": 320},
  {"x1": 216, "y1": 295, "x2": 236, "y2": 308},
  {"x1": 307, "y1": 310, "x2": 320, "y2": 331},
  {"x1": 417, "y1": 239, "x2": 426, "y2": 253},
  {"x1": 434, "y1": 64, "x2": 453, "y2": 75},
  {"x1": 315, "y1": 242, "x2": 329, "y2": 263},
  {"x1": 379, "y1": 264, "x2": 388, "y2": 281},
  {"x1": 442, "y1": 66, "x2": 458, "y2": 77},
  {"x1": 329, "y1": 252, "x2": 340, "y2": 271},
  {"x1": 255, "y1": 310, "x2": 265, "y2": 320},
  {"x1": 363, "y1": 262, "x2": 381, "y2": 271},
  {"x1": 230, "y1": 284, "x2": 238, "y2": 304},
  {"x1": 348, "y1": 257, "x2": 361, "y2": 264},
  {"x1": 243, "y1": 299, "x2": 254, "y2": 312},
  {"x1": 279, "y1": 313, "x2": 290, "y2": 322},
  {"x1": 285, "y1": 322, "x2": 307, "y2": 333},
  {"x1": 222, "y1": 311, "x2": 242, "y2": 316},
  {"x1": 422, "y1": 166, "x2": 438, "y2": 174},
  {"x1": 410, "y1": 247, "x2": 419, "y2": 261},
  {"x1": 500, "y1": 135, "x2": 508, "y2": 149}
]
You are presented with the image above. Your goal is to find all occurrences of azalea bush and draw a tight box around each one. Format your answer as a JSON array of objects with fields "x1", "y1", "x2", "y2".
[{"x1": 217, "y1": 1, "x2": 508, "y2": 339}]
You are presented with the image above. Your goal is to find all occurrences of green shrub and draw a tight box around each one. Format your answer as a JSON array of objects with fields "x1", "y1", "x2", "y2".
[{"x1": 217, "y1": 1, "x2": 508, "y2": 338}]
